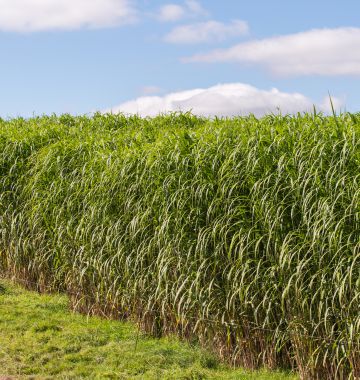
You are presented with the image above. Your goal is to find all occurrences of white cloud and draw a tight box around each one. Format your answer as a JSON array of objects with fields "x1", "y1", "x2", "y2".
[
  {"x1": 0, "y1": 0, "x2": 136, "y2": 32},
  {"x1": 105, "y1": 83, "x2": 343, "y2": 117},
  {"x1": 157, "y1": 1, "x2": 207, "y2": 22},
  {"x1": 157, "y1": 4, "x2": 185, "y2": 22},
  {"x1": 165, "y1": 20, "x2": 248, "y2": 44},
  {"x1": 186, "y1": 27, "x2": 360, "y2": 76}
]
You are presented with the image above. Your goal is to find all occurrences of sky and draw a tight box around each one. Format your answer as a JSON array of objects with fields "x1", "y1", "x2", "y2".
[{"x1": 0, "y1": 0, "x2": 359, "y2": 118}]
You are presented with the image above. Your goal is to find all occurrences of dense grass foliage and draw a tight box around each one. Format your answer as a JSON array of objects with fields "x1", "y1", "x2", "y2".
[{"x1": 0, "y1": 112, "x2": 359, "y2": 379}]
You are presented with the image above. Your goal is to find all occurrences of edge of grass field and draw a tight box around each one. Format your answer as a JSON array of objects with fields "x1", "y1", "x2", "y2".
[{"x1": 0, "y1": 277, "x2": 298, "y2": 379}]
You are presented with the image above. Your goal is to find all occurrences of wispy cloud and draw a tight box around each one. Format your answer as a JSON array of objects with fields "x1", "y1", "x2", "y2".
[
  {"x1": 164, "y1": 20, "x2": 248, "y2": 44},
  {"x1": 105, "y1": 83, "x2": 343, "y2": 117},
  {"x1": 185, "y1": 0, "x2": 207, "y2": 16},
  {"x1": 185, "y1": 27, "x2": 360, "y2": 76},
  {"x1": 157, "y1": 0, "x2": 208, "y2": 22},
  {"x1": 157, "y1": 4, "x2": 185, "y2": 22},
  {"x1": 0, "y1": 0, "x2": 137, "y2": 32}
]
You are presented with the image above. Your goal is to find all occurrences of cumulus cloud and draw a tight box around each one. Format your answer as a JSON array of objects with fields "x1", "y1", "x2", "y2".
[
  {"x1": 105, "y1": 83, "x2": 343, "y2": 118},
  {"x1": 164, "y1": 20, "x2": 249, "y2": 44},
  {"x1": 0, "y1": 0, "x2": 136, "y2": 32},
  {"x1": 157, "y1": 0, "x2": 207, "y2": 22},
  {"x1": 186, "y1": 27, "x2": 360, "y2": 76}
]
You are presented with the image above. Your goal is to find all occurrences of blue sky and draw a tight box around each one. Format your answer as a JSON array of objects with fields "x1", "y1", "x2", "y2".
[{"x1": 0, "y1": 0, "x2": 359, "y2": 117}]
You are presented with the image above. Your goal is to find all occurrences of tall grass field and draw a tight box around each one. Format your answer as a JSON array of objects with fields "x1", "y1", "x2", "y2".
[{"x1": 0, "y1": 112, "x2": 359, "y2": 379}]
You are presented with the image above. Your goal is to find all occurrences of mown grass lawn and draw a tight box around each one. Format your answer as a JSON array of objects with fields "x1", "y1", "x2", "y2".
[{"x1": 0, "y1": 279, "x2": 298, "y2": 380}]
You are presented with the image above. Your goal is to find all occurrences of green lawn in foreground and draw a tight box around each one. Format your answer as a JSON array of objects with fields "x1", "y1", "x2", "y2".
[{"x1": 0, "y1": 279, "x2": 298, "y2": 380}]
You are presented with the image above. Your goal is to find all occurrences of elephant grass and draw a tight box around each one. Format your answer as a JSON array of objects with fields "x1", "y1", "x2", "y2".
[{"x1": 0, "y1": 112, "x2": 359, "y2": 379}]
